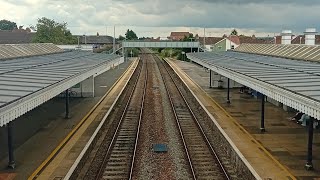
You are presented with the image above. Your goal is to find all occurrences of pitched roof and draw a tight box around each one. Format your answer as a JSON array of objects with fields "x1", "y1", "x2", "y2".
[
  {"x1": 0, "y1": 30, "x2": 35, "y2": 44},
  {"x1": 170, "y1": 32, "x2": 190, "y2": 37},
  {"x1": 198, "y1": 37, "x2": 223, "y2": 45},
  {"x1": 239, "y1": 36, "x2": 273, "y2": 44},
  {"x1": 227, "y1": 35, "x2": 240, "y2": 45},
  {"x1": 78, "y1": 35, "x2": 114, "y2": 44}
]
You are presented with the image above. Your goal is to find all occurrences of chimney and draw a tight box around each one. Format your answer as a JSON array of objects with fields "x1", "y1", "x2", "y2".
[
  {"x1": 281, "y1": 30, "x2": 292, "y2": 45},
  {"x1": 304, "y1": 28, "x2": 317, "y2": 46}
]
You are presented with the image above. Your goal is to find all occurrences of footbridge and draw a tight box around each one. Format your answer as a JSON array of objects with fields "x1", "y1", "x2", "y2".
[{"x1": 122, "y1": 41, "x2": 200, "y2": 48}]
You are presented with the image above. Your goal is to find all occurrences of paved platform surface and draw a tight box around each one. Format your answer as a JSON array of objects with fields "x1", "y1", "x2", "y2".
[
  {"x1": 0, "y1": 60, "x2": 132, "y2": 180},
  {"x1": 33, "y1": 59, "x2": 138, "y2": 179},
  {"x1": 169, "y1": 59, "x2": 320, "y2": 180}
]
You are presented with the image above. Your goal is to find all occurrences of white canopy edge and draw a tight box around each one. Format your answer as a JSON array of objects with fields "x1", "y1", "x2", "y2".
[{"x1": 188, "y1": 54, "x2": 320, "y2": 120}]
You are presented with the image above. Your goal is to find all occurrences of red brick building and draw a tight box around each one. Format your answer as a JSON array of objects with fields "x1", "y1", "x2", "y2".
[{"x1": 168, "y1": 32, "x2": 191, "y2": 41}]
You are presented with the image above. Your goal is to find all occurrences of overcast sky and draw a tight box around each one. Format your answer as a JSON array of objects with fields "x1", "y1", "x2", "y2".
[{"x1": 1, "y1": 0, "x2": 319, "y2": 37}]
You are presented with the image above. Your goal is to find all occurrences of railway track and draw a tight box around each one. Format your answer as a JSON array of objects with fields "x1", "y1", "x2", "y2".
[
  {"x1": 94, "y1": 57, "x2": 148, "y2": 179},
  {"x1": 155, "y1": 54, "x2": 230, "y2": 180},
  {"x1": 71, "y1": 50, "x2": 234, "y2": 179}
]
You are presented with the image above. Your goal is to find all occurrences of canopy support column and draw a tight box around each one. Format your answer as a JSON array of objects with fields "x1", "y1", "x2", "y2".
[
  {"x1": 305, "y1": 117, "x2": 314, "y2": 170},
  {"x1": 227, "y1": 78, "x2": 230, "y2": 104},
  {"x1": 7, "y1": 121, "x2": 15, "y2": 169},
  {"x1": 209, "y1": 70, "x2": 212, "y2": 88},
  {"x1": 260, "y1": 94, "x2": 266, "y2": 132},
  {"x1": 65, "y1": 89, "x2": 70, "y2": 119}
]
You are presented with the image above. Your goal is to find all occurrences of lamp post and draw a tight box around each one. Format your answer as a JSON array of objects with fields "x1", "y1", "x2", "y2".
[
  {"x1": 77, "y1": 36, "x2": 80, "y2": 48},
  {"x1": 190, "y1": 37, "x2": 194, "y2": 53},
  {"x1": 84, "y1": 35, "x2": 87, "y2": 45},
  {"x1": 182, "y1": 51, "x2": 185, "y2": 61}
]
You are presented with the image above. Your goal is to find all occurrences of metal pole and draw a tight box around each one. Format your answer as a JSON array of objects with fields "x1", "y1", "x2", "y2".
[
  {"x1": 209, "y1": 70, "x2": 212, "y2": 88},
  {"x1": 260, "y1": 94, "x2": 266, "y2": 132},
  {"x1": 122, "y1": 47, "x2": 125, "y2": 61},
  {"x1": 204, "y1": 28, "x2": 206, "y2": 50},
  {"x1": 7, "y1": 121, "x2": 15, "y2": 169},
  {"x1": 190, "y1": 38, "x2": 194, "y2": 53},
  {"x1": 305, "y1": 117, "x2": 314, "y2": 170},
  {"x1": 113, "y1": 25, "x2": 116, "y2": 53},
  {"x1": 65, "y1": 89, "x2": 70, "y2": 119},
  {"x1": 227, "y1": 78, "x2": 230, "y2": 104}
]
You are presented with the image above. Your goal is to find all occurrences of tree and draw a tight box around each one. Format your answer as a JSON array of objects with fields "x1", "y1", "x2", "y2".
[
  {"x1": 0, "y1": 19, "x2": 17, "y2": 30},
  {"x1": 118, "y1": 35, "x2": 125, "y2": 41},
  {"x1": 32, "y1": 17, "x2": 77, "y2": 44},
  {"x1": 231, "y1": 29, "x2": 238, "y2": 36},
  {"x1": 182, "y1": 33, "x2": 194, "y2": 41},
  {"x1": 125, "y1": 29, "x2": 138, "y2": 40}
]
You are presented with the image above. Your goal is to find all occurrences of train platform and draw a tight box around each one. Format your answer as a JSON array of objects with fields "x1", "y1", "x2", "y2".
[
  {"x1": 0, "y1": 59, "x2": 134, "y2": 180},
  {"x1": 30, "y1": 59, "x2": 138, "y2": 179},
  {"x1": 167, "y1": 59, "x2": 320, "y2": 180}
]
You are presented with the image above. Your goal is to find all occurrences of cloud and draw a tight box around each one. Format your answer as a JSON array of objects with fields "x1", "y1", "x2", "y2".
[{"x1": 0, "y1": 0, "x2": 319, "y2": 37}]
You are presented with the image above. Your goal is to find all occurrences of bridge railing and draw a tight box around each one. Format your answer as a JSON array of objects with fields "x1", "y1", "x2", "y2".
[{"x1": 122, "y1": 41, "x2": 200, "y2": 48}]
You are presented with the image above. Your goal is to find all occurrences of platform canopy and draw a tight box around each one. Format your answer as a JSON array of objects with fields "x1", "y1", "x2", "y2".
[
  {"x1": 0, "y1": 51, "x2": 121, "y2": 127},
  {"x1": 187, "y1": 51, "x2": 320, "y2": 120}
]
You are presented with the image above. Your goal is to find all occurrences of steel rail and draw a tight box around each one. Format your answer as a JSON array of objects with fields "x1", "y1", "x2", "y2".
[
  {"x1": 95, "y1": 58, "x2": 147, "y2": 179},
  {"x1": 155, "y1": 54, "x2": 230, "y2": 180},
  {"x1": 157, "y1": 55, "x2": 197, "y2": 179},
  {"x1": 129, "y1": 54, "x2": 148, "y2": 179}
]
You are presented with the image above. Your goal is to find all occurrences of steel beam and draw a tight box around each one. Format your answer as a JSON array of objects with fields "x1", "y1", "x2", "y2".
[
  {"x1": 7, "y1": 121, "x2": 15, "y2": 169},
  {"x1": 209, "y1": 70, "x2": 212, "y2": 88},
  {"x1": 65, "y1": 89, "x2": 70, "y2": 119},
  {"x1": 227, "y1": 78, "x2": 230, "y2": 104},
  {"x1": 305, "y1": 117, "x2": 314, "y2": 170},
  {"x1": 260, "y1": 94, "x2": 266, "y2": 132},
  {"x1": 122, "y1": 41, "x2": 200, "y2": 48}
]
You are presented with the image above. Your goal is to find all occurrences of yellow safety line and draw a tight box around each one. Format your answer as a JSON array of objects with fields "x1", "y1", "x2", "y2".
[
  {"x1": 166, "y1": 58, "x2": 297, "y2": 180},
  {"x1": 28, "y1": 60, "x2": 137, "y2": 180}
]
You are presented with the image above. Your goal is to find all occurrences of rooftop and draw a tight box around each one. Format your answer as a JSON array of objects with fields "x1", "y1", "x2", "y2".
[{"x1": 0, "y1": 30, "x2": 35, "y2": 44}]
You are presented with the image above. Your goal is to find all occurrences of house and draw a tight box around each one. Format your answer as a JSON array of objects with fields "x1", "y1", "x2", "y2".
[
  {"x1": 77, "y1": 35, "x2": 114, "y2": 45},
  {"x1": 212, "y1": 35, "x2": 240, "y2": 51},
  {"x1": 168, "y1": 32, "x2": 190, "y2": 41},
  {"x1": 195, "y1": 36, "x2": 223, "y2": 51},
  {"x1": 0, "y1": 28, "x2": 35, "y2": 44},
  {"x1": 212, "y1": 35, "x2": 274, "y2": 51}
]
